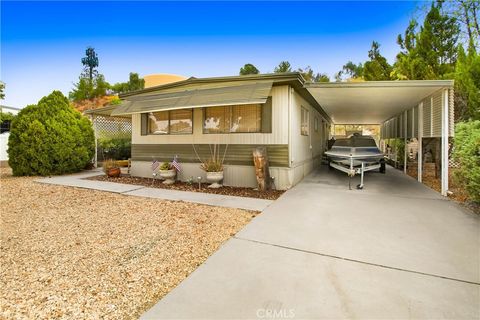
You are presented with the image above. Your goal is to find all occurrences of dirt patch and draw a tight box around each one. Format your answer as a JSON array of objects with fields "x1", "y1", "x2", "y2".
[
  {"x1": 0, "y1": 168, "x2": 257, "y2": 319},
  {"x1": 87, "y1": 174, "x2": 285, "y2": 200},
  {"x1": 406, "y1": 165, "x2": 479, "y2": 214}
]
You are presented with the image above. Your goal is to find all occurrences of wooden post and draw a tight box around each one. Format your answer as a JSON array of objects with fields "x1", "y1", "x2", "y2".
[{"x1": 253, "y1": 146, "x2": 271, "y2": 191}]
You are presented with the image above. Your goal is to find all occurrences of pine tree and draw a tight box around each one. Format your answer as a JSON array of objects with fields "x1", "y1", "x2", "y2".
[
  {"x1": 274, "y1": 61, "x2": 292, "y2": 73},
  {"x1": 363, "y1": 41, "x2": 393, "y2": 80},
  {"x1": 455, "y1": 43, "x2": 480, "y2": 121}
]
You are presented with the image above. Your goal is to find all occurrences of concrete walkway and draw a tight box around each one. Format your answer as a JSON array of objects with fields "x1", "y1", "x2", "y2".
[
  {"x1": 142, "y1": 166, "x2": 480, "y2": 319},
  {"x1": 35, "y1": 170, "x2": 273, "y2": 211}
]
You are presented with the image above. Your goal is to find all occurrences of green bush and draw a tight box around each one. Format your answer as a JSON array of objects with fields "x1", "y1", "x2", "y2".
[
  {"x1": 98, "y1": 137, "x2": 131, "y2": 160},
  {"x1": 452, "y1": 120, "x2": 480, "y2": 203},
  {"x1": 7, "y1": 91, "x2": 95, "y2": 176}
]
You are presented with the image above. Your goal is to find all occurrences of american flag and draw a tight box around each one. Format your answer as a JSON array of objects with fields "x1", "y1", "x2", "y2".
[
  {"x1": 151, "y1": 159, "x2": 159, "y2": 171},
  {"x1": 172, "y1": 155, "x2": 181, "y2": 172}
]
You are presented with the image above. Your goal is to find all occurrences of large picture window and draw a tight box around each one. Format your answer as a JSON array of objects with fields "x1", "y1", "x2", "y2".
[
  {"x1": 301, "y1": 107, "x2": 309, "y2": 136},
  {"x1": 203, "y1": 104, "x2": 262, "y2": 133},
  {"x1": 145, "y1": 109, "x2": 193, "y2": 135}
]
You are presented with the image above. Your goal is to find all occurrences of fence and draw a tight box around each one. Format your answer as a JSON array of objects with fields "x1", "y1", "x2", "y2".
[{"x1": 91, "y1": 114, "x2": 132, "y2": 164}]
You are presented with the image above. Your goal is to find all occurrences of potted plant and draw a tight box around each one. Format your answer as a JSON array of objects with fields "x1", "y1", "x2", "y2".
[
  {"x1": 201, "y1": 159, "x2": 224, "y2": 188},
  {"x1": 193, "y1": 144, "x2": 227, "y2": 188},
  {"x1": 158, "y1": 161, "x2": 176, "y2": 185},
  {"x1": 103, "y1": 159, "x2": 121, "y2": 178}
]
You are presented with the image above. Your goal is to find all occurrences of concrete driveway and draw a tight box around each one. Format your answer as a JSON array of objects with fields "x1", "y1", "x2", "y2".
[{"x1": 142, "y1": 166, "x2": 480, "y2": 319}]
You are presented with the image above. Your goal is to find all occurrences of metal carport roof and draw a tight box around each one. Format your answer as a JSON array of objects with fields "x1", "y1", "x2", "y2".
[{"x1": 304, "y1": 80, "x2": 454, "y2": 124}]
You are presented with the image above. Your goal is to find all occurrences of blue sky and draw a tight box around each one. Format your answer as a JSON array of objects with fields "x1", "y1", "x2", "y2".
[{"x1": 1, "y1": 1, "x2": 419, "y2": 108}]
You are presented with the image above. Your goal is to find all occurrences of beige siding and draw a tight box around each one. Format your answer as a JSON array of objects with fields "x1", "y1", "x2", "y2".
[
  {"x1": 132, "y1": 85, "x2": 289, "y2": 145},
  {"x1": 131, "y1": 161, "x2": 295, "y2": 190},
  {"x1": 289, "y1": 86, "x2": 326, "y2": 184}
]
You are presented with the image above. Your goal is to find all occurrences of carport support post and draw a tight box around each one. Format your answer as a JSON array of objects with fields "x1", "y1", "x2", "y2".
[
  {"x1": 404, "y1": 110, "x2": 407, "y2": 174},
  {"x1": 418, "y1": 103, "x2": 423, "y2": 183},
  {"x1": 92, "y1": 115, "x2": 98, "y2": 168},
  {"x1": 441, "y1": 89, "x2": 449, "y2": 196}
]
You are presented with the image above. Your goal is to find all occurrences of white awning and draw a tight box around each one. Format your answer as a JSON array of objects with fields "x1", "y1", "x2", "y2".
[{"x1": 305, "y1": 80, "x2": 453, "y2": 124}]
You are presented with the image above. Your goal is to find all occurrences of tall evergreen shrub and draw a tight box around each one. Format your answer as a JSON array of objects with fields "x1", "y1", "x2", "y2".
[{"x1": 8, "y1": 91, "x2": 95, "y2": 176}]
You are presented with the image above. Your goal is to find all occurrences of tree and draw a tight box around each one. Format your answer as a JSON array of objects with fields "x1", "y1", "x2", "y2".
[
  {"x1": 111, "y1": 72, "x2": 145, "y2": 94},
  {"x1": 455, "y1": 44, "x2": 480, "y2": 121},
  {"x1": 69, "y1": 77, "x2": 94, "y2": 101},
  {"x1": 7, "y1": 91, "x2": 94, "y2": 176},
  {"x1": 81, "y1": 47, "x2": 99, "y2": 81},
  {"x1": 274, "y1": 61, "x2": 292, "y2": 73},
  {"x1": 337, "y1": 61, "x2": 364, "y2": 80},
  {"x1": 393, "y1": 2, "x2": 460, "y2": 80},
  {"x1": 0, "y1": 81, "x2": 4, "y2": 100},
  {"x1": 70, "y1": 47, "x2": 111, "y2": 101},
  {"x1": 239, "y1": 63, "x2": 260, "y2": 75},
  {"x1": 127, "y1": 72, "x2": 145, "y2": 91},
  {"x1": 363, "y1": 41, "x2": 393, "y2": 80},
  {"x1": 441, "y1": 0, "x2": 480, "y2": 49},
  {"x1": 315, "y1": 73, "x2": 330, "y2": 82},
  {"x1": 297, "y1": 66, "x2": 329, "y2": 82}
]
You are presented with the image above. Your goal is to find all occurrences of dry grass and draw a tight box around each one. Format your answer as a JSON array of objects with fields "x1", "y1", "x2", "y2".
[{"x1": 0, "y1": 168, "x2": 257, "y2": 319}]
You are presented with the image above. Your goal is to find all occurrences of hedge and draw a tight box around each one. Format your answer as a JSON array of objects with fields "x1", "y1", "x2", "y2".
[
  {"x1": 452, "y1": 120, "x2": 480, "y2": 203},
  {"x1": 7, "y1": 91, "x2": 95, "y2": 176}
]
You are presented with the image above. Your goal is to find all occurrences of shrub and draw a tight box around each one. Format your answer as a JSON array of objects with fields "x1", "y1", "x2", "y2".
[
  {"x1": 7, "y1": 91, "x2": 95, "y2": 176},
  {"x1": 452, "y1": 120, "x2": 480, "y2": 203},
  {"x1": 98, "y1": 137, "x2": 131, "y2": 160}
]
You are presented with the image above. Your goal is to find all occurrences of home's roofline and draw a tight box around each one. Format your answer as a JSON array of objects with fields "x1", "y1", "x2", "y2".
[
  {"x1": 120, "y1": 72, "x2": 306, "y2": 98},
  {"x1": 119, "y1": 72, "x2": 332, "y2": 122},
  {"x1": 305, "y1": 79, "x2": 454, "y2": 89}
]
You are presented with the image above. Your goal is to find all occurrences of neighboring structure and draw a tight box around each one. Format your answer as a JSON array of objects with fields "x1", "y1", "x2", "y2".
[
  {"x1": 112, "y1": 73, "x2": 332, "y2": 189},
  {"x1": 143, "y1": 74, "x2": 188, "y2": 88},
  {"x1": 0, "y1": 105, "x2": 21, "y2": 166}
]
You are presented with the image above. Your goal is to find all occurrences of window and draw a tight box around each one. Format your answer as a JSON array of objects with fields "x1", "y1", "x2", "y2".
[
  {"x1": 314, "y1": 117, "x2": 319, "y2": 132},
  {"x1": 301, "y1": 107, "x2": 309, "y2": 136},
  {"x1": 144, "y1": 109, "x2": 193, "y2": 135},
  {"x1": 204, "y1": 104, "x2": 263, "y2": 133}
]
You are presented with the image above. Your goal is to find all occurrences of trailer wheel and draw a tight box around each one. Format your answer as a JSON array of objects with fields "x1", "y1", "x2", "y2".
[{"x1": 379, "y1": 159, "x2": 386, "y2": 174}]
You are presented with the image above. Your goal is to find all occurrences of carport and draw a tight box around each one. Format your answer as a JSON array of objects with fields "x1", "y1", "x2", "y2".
[{"x1": 304, "y1": 80, "x2": 454, "y2": 196}]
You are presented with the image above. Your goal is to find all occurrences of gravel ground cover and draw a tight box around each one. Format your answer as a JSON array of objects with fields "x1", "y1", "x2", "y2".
[
  {"x1": 0, "y1": 168, "x2": 257, "y2": 319},
  {"x1": 88, "y1": 174, "x2": 285, "y2": 200}
]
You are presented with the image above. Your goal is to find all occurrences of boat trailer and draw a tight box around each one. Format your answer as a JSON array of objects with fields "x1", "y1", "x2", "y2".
[{"x1": 329, "y1": 158, "x2": 383, "y2": 190}]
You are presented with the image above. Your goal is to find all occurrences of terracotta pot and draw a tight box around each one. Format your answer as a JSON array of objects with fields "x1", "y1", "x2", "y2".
[
  {"x1": 107, "y1": 167, "x2": 121, "y2": 177},
  {"x1": 159, "y1": 169, "x2": 176, "y2": 185},
  {"x1": 206, "y1": 171, "x2": 224, "y2": 188}
]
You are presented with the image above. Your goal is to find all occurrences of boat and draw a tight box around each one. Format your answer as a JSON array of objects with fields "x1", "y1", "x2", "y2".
[{"x1": 325, "y1": 134, "x2": 385, "y2": 189}]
